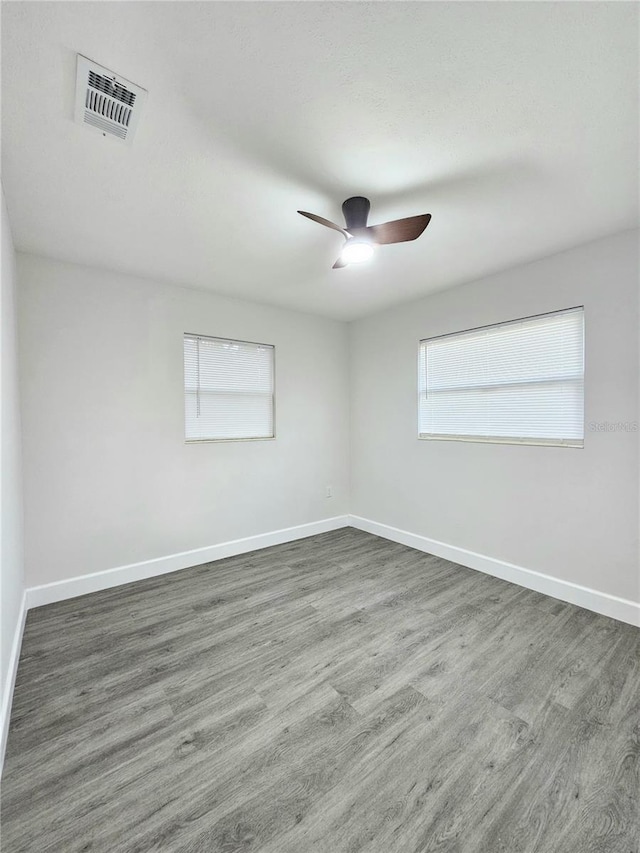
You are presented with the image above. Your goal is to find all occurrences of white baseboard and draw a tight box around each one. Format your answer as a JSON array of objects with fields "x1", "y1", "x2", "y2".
[
  {"x1": 24, "y1": 514, "x2": 640, "y2": 624},
  {"x1": 1, "y1": 590, "x2": 27, "y2": 776},
  {"x1": 25, "y1": 516, "x2": 350, "y2": 609},
  {"x1": 348, "y1": 515, "x2": 640, "y2": 628}
]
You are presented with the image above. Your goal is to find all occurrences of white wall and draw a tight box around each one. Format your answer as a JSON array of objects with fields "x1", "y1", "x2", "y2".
[
  {"x1": 17, "y1": 254, "x2": 349, "y2": 587},
  {"x1": 1, "y1": 186, "x2": 25, "y2": 756},
  {"x1": 351, "y1": 230, "x2": 639, "y2": 604},
  {"x1": 14, "y1": 230, "x2": 640, "y2": 611}
]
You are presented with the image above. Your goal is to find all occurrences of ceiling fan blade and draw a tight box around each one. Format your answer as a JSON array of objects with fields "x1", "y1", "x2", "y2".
[
  {"x1": 298, "y1": 210, "x2": 349, "y2": 237},
  {"x1": 332, "y1": 256, "x2": 348, "y2": 269},
  {"x1": 365, "y1": 214, "x2": 431, "y2": 245}
]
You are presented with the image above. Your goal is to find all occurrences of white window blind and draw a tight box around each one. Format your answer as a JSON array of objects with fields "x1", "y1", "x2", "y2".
[
  {"x1": 184, "y1": 334, "x2": 275, "y2": 441},
  {"x1": 418, "y1": 307, "x2": 584, "y2": 446}
]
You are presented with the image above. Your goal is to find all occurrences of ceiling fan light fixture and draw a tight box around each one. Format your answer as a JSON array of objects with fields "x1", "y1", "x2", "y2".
[
  {"x1": 298, "y1": 198, "x2": 431, "y2": 270},
  {"x1": 340, "y1": 238, "x2": 374, "y2": 264}
]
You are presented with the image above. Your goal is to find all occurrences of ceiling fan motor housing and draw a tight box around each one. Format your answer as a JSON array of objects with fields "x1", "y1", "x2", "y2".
[{"x1": 342, "y1": 196, "x2": 371, "y2": 230}]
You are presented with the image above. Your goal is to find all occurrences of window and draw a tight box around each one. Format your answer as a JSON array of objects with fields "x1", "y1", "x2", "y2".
[
  {"x1": 184, "y1": 334, "x2": 275, "y2": 442},
  {"x1": 418, "y1": 307, "x2": 584, "y2": 447}
]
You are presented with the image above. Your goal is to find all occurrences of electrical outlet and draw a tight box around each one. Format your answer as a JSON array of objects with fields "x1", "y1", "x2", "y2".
[{"x1": 325, "y1": 486, "x2": 333, "y2": 498}]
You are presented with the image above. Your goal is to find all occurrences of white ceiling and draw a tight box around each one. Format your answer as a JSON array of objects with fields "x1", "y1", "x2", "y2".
[{"x1": 2, "y1": 2, "x2": 638, "y2": 321}]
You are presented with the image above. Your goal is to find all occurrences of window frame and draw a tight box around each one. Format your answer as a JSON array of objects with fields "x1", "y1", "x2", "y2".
[
  {"x1": 417, "y1": 306, "x2": 585, "y2": 448},
  {"x1": 184, "y1": 332, "x2": 276, "y2": 444}
]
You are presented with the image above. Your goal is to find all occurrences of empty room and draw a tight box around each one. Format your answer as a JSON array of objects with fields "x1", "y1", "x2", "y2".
[{"x1": 1, "y1": 2, "x2": 638, "y2": 851}]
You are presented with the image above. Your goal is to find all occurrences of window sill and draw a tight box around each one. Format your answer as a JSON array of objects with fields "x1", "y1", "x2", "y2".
[
  {"x1": 418, "y1": 434, "x2": 583, "y2": 448},
  {"x1": 185, "y1": 436, "x2": 276, "y2": 444}
]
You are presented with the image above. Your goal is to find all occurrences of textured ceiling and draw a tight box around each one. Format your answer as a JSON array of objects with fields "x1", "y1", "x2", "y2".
[{"x1": 2, "y1": 2, "x2": 638, "y2": 320}]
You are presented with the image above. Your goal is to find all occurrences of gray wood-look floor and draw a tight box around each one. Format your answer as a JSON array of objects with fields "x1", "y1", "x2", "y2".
[{"x1": 2, "y1": 529, "x2": 639, "y2": 853}]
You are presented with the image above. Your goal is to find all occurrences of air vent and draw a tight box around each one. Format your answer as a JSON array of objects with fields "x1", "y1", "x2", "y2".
[{"x1": 74, "y1": 56, "x2": 147, "y2": 145}]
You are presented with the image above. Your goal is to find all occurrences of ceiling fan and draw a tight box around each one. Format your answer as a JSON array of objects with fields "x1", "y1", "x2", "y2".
[{"x1": 298, "y1": 196, "x2": 431, "y2": 269}]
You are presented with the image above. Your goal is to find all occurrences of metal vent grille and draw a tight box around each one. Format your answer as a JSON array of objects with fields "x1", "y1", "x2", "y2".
[
  {"x1": 74, "y1": 56, "x2": 146, "y2": 145},
  {"x1": 87, "y1": 70, "x2": 136, "y2": 106}
]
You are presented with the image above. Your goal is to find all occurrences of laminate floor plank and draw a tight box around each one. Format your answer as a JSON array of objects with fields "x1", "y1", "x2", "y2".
[{"x1": 2, "y1": 529, "x2": 638, "y2": 852}]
